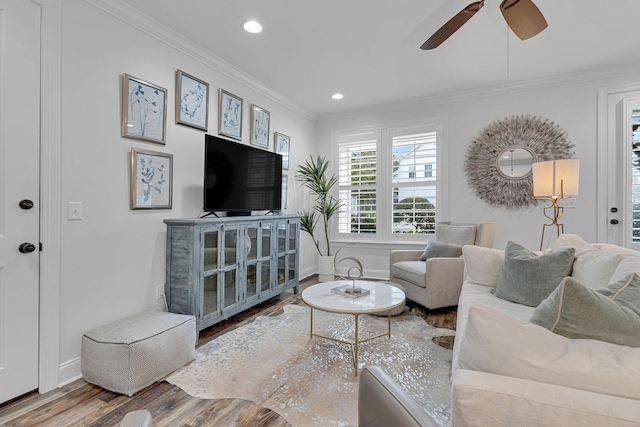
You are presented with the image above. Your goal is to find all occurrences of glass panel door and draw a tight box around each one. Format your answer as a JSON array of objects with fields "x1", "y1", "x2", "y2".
[
  {"x1": 245, "y1": 224, "x2": 258, "y2": 299},
  {"x1": 203, "y1": 228, "x2": 219, "y2": 271},
  {"x1": 202, "y1": 273, "x2": 219, "y2": 317}
]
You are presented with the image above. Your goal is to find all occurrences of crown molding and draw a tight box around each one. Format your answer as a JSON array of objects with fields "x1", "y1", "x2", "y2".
[
  {"x1": 86, "y1": 0, "x2": 316, "y2": 122},
  {"x1": 317, "y1": 63, "x2": 640, "y2": 123}
]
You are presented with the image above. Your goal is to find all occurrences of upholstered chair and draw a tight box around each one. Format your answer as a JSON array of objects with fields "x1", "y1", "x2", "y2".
[{"x1": 389, "y1": 221, "x2": 496, "y2": 309}]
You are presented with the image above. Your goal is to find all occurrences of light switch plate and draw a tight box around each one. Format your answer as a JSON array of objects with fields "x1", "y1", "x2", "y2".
[{"x1": 68, "y1": 202, "x2": 83, "y2": 220}]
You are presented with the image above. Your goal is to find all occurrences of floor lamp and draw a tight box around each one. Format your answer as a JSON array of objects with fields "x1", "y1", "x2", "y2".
[{"x1": 532, "y1": 159, "x2": 580, "y2": 250}]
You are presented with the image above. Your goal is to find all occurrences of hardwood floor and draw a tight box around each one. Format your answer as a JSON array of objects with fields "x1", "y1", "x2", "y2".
[{"x1": 0, "y1": 277, "x2": 456, "y2": 427}]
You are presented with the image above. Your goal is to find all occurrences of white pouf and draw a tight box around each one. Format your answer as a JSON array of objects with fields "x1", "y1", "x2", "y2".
[{"x1": 81, "y1": 310, "x2": 196, "y2": 396}]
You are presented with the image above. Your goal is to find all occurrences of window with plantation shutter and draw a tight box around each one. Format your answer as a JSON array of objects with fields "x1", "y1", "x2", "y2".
[
  {"x1": 335, "y1": 121, "x2": 443, "y2": 241},
  {"x1": 392, "y1": 129, "x2": 438, "y2": 234},
  {"x1": 337, "y1": 132, "x2": 379, "y2": 235}
]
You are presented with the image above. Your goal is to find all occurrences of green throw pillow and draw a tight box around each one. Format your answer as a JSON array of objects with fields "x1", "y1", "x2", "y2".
[
  {"x1": 418, "y1": 240, "x2": 463, "y2": 261},
  {"x1": 494, "y1": 241, "x2": 575, "y2": 307},
  {"x1": 596, "y1": 273, "x2": 640, "y2": 316},
  {"x1": 530, "y1": 275, "x2": 640, "y2": 347}
]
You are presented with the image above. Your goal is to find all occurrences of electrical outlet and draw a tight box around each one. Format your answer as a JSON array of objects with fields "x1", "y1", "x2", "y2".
[
  {"x1": 156, "y1": 284, "x2": 164, "y2": 300},
  {"x1": 558, "y1": 198, "x2": 577, "y2": 208}
]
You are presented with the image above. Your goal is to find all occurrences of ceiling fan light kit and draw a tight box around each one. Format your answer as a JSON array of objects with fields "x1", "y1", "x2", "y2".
[
  {"x1": 500, "y1": 0, "x2": 548, "y2": 40},
  {"x1": 421, "y1": 0, "x2": 547, "y2": 50}
]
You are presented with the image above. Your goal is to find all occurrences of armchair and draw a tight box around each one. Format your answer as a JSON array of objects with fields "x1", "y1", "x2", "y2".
[{"x1": 389, "y1": 222, "x2": 496, "y2": 309}]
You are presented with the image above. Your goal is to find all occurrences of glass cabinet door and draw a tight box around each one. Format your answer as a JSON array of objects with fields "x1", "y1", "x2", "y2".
[
  {"x1": 202, "y1": 273, "x2": 219, "y2": 317},
  {"x1": 245, "y1": 224, "x2": 258, "y2": 299},
  {"x1": 259, "y1": 223, "x2": 272, "y2": 293},
  {"x1": 222, "y1": 227, "x2": 239, "y2": 310},
  {"x1": 203, "y1": 228, "x2": 219, "y2": 272}
]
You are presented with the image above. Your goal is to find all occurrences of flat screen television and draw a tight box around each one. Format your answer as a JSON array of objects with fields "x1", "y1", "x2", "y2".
[{"x1": 204, "y1": 134, "x2": 282, "y2": 215}]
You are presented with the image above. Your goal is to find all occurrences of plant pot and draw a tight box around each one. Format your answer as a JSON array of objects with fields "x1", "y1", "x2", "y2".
[{"x1": 318, "y1": 254, "x2": 336, "y2": 282}]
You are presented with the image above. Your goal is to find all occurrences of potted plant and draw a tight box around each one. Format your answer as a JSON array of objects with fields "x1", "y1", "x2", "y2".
[{"x1": 295, "y1": 155, "x2": 342, "y2": 281}]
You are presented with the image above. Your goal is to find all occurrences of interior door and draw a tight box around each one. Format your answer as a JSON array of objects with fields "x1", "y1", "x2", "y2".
[
  {"x1": 0, "y1": 0, "x2": 41, "y2": 403},
  {"x1": 604, "y1": 91, "x2": 640, "y2": 251}
]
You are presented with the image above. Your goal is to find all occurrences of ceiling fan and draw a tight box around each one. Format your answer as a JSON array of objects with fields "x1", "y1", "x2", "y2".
[{"x1": 420, "y1": 0, "x2": 547, "y2": 50}]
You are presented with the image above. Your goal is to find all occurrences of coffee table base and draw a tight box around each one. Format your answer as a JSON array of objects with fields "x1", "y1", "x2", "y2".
[{"x1": 308, "y1": 306, "x2": 392, "y2": 376}]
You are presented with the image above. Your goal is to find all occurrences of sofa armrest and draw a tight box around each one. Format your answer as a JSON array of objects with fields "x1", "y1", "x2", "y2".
[
  {"x1": 119, "y1": 410, "x2": 153, "y2": 427},
  {"x1": 424, "y1": 257, "x2": 465, "y2": 306},
  {"x1": 452, "y1": 369, "x2": 640, "y2": 427},
  {"x1": 358, "y1": 366, "x2": 440, "y2": 427}
]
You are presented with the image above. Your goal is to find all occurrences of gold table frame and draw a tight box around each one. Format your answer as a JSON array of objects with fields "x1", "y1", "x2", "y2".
[
  {"x1": 307, "y1": 305, "x2": 393, "y2": 376},
  {"x1": 301, "y1": 280, "x2": 406, "y2": 376}
]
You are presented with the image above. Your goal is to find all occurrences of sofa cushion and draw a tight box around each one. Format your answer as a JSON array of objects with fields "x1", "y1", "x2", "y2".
[
  {"x1": 390, "y1": 261, "x2": 426, "y2": 288},
  {"x1": 609, "y1": 255, "x2": 640, "y2": 284},
  {"x1": 462, "y1": 246, "x2": 504, "y2": 287},
  {"x1": 458, "y1": 303, "x2": 640, "y2": 401},
  {"x1": 555, "y1": 233, "x2": 596, "y2": 254},
  {"x1": 435, "y1": 223, "x2": 476, "y2": 247},
  {"x1": 530, "y1": 275, "x2": 640, "y2": 347},
  {"x1": 598, "y1": 273, "x2": 640, "y2": 315},
  {"x1": 572, "y1": 251, "x2": 622, "y2": 289},
  {"x1": 554, "y1": 234, "x2": 622, "y2": 287},
  {"x1": 494, "y1": 241, "x2": 575, "y2": 307},
  {"x1": 418, "y1": 240, "x2": 463, "y2": 261}
]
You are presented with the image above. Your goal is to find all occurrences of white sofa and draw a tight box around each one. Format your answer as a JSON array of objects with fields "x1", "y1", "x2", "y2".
[
  {"x1": 359, "y1": 234, "x2": 640, "y2": 426},
  {"x1": 451, "y1": 234, "x2": 640, "y2": 426}
]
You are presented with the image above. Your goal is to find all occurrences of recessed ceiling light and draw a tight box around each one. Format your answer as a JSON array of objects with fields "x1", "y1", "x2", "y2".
[
  {"x1": 243, "y1": 20, "x2": 263, "y2": 34},
  {"x1": 331, "y1": 93, "x2": 344, "y2": 100}
]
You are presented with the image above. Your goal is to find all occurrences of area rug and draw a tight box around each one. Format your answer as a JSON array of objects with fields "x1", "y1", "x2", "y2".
[{"x1": 165, "y1": 304, "x2": 455, "y2": 427}]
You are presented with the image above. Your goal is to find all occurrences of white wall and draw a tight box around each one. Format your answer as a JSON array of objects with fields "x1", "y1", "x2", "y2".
[
  {"x1": 57, "y1": 0, "x2": 316, "y2": 383},
  {"x1": 316, "y1": 74, "x2": 640, "y2": 279}
]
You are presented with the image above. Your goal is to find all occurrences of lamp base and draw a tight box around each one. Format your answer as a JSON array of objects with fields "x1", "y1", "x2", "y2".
[{"x1": 539, "y1": 197, "x2": 565, "y2": 250}]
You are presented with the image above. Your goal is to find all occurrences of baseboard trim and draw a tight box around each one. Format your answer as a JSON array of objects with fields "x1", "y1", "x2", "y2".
[{"x1": 57, "y1": 357, "x2": 82, "y2": 388}]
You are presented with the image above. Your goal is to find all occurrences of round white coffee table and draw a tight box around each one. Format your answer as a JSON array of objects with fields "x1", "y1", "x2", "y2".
[{"x1": 301, "y1": 280, "x2": 406, "y2": 376}]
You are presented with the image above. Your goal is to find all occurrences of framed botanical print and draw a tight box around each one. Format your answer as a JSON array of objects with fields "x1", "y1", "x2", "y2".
[
  {"x1": 275, "y1": 132, "x2": 290, "y2": 169},
  {"x1": 176, "y1": 70, "x2": 209, "y2": 131},
  {"x1": 250, "y1": 104, "x2": 270, "y2": 148},
  {"x1": 130, "y1": 148, "x2": 173, "y2": 209},
  {"x1": 218, "y1": 89, "x2": 243, "y2": 140},
  {"x1": 122, "y1": 74, "x2": 167, "y2": 144}
]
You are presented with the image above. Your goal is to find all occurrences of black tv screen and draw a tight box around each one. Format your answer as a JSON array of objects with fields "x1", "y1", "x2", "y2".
[{"x1": 204, "y1": 134, "x2": 282, "y2": 214}]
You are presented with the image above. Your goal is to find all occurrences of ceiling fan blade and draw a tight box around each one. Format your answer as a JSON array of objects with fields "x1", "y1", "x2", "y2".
[
  {"x1": 420, "y1": 1, "x2": 485, "y2": 50},
  {"x1": 500, "y1": 0, "x2": 548, "y2": 41}
]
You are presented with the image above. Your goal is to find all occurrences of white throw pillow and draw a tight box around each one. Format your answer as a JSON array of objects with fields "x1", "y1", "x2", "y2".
[
  {"x1": 610, "y1": 255, "x2": 640, "y2": 284},
  {"x1": 462, "y1": 246, "x2": 504, "y2": 287},
  {"x1": 571, "y1": 251, "x2": 621, "y2": 289},
  {"x1": 555, "y1": 234, "x2": 597, "y2": 254},
  {"x1": 458, "y1": 303, "x2": 640, "y2": 401}
]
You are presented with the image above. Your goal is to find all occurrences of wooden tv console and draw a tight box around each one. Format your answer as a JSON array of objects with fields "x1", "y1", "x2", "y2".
[{"x1": 164, "y1": 215, "x2": 300, "y2": 332}]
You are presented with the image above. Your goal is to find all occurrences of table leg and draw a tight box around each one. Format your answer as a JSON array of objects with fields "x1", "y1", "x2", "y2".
[
  {"x1": 309, "y1": 306, "x2": 313, "y2": 338},
  {"x1": 354, "y1": 313, "x2": 359, "y2": 376}
]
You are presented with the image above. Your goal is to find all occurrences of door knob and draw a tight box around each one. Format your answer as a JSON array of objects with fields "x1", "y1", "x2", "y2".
[
  {"x1": 610, "y1": 219, "x2": 620, "y2": 225},
  {"x1": 19, "y1": 199, "x2": 34, "y2": 210},
  {"x1": 18, "y1": 243, "x2": 36, "y2": 253}
]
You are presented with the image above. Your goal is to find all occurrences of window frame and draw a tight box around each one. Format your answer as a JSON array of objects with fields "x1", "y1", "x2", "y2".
[{"x1": 332, "y1": 118, "x2": 448, "y2": 244}]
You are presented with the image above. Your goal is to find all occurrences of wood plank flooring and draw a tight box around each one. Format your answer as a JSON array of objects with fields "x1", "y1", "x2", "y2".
[{"x1": 0, "y1": 277, "x2": 456, "y2": 427}]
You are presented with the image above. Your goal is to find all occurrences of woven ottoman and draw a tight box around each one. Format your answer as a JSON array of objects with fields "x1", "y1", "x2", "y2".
[{"x1": 81, "y1": 310, "x2": 196, "y2": 396}]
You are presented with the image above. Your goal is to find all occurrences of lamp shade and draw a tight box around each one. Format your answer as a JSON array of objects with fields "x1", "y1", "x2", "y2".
[{"x1": 532, "y1": 159, "x2": 580, "y2": 198}]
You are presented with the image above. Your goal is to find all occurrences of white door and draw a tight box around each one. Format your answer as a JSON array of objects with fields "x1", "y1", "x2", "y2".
[
  {"x1": 603, "y1": 89, "x2": 640, "y2": 251},
  {"x1": 0, "y1": 0, "x2": 41, "y2": 403}
]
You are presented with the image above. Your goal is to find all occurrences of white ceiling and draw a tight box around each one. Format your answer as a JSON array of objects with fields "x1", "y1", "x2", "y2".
[{"x1": 121, "y1": 0, "x2": 640, "y2": 118}]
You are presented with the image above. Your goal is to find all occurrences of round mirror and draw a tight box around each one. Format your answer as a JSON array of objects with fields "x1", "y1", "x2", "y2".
[{"x1": 496, "y1": 147, "x2": 535, "y2": 179}]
